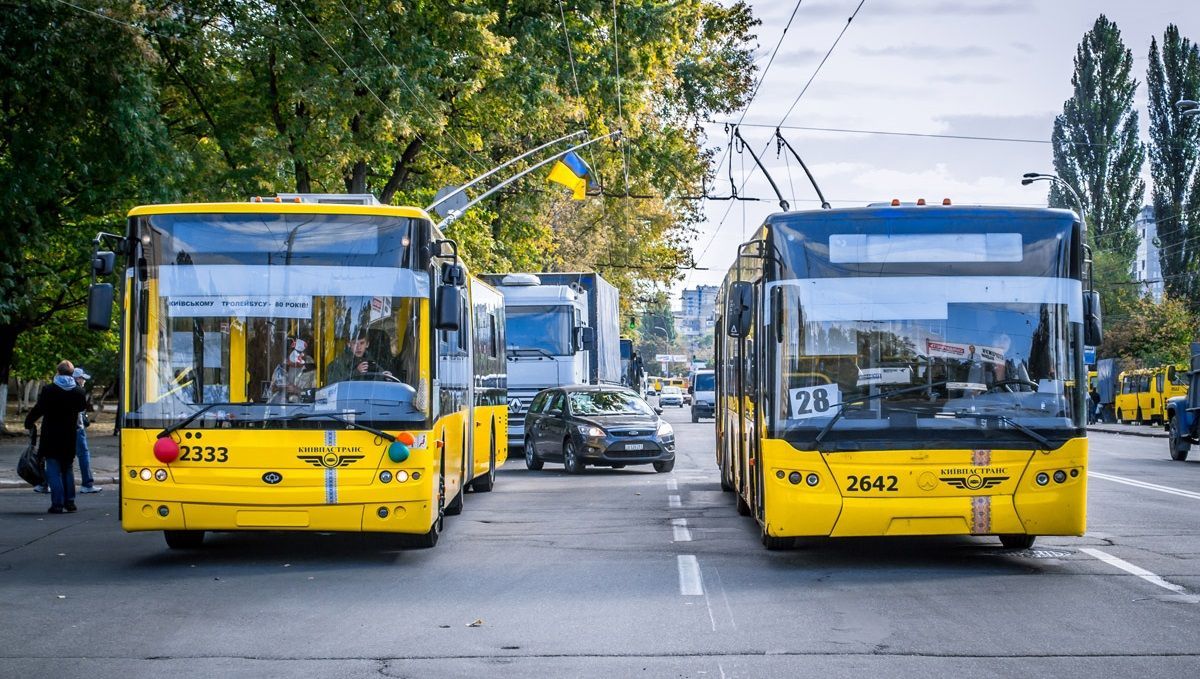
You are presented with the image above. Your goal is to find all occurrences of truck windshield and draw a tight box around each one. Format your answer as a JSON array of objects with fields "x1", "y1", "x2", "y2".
[
  {"x1": 125, "y1": 212, "x2": 429, "y2": 430},
  {"x1": 506, "y1": 305, "x2": 572, "y2": 356},
  {"x1": 694, "y1": 373, "x2": 715, "y2": 391}
]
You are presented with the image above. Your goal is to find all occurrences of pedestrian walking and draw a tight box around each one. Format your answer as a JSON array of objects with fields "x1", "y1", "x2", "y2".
[
  {"x1": 1088, "y1": 386, "x2": 1100, "y2": 425},
  {"x1": 74, "y1": 367, "x2": 102, "y2": 493},
  {"x1": 24, "y1": 361, "x2": 88, "y2": 514}
]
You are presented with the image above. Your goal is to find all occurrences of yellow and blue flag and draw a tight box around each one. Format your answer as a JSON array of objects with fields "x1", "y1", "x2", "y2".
[{"x1": 547, "y1": 151, "x2": 593, "y2": 200}]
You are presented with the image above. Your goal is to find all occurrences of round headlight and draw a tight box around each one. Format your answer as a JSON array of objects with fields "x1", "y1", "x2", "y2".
[
  {"x1": 377, "y1": 506, "x2": 389, "y2": 518},
  {"x1": 396, "y1": 470, "x2": 409, "y2": 483},
  {"x1": 154, "y1": 469, "x2": 168, "y2": 482},
  {"x1": 380, "y1": 471, "x2": 393, "y2": 483},
  {"x1": 1035, "y1": 472, "x2": 1050, "y2": 486},
  {"x1": 806, "y1": 473, "x2": 820, "y2": 487},
  {"x1": 140, "y1": 468, "x2": 152, "y2": 481},
  {"x1": 776, "y1": 470, "x2": 785, "y2": 479},
  {"x1": 788, "y1": 472, "x2": 802, "y2": 485},
  {"x1": 1053, "y1": 470, "x2": 1067, "y2": 484}
]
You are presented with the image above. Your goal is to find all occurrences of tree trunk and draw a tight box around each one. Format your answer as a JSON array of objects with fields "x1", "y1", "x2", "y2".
[
  {"x1": 0, "y1": 324, "x2": 19, "y2": 434},
  {"x1": 347, "y1": 159, "x2": 368, "y2": 194}
]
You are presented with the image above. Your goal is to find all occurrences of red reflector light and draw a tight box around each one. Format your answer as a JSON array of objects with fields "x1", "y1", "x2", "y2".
[
  {"x1": 943, "y1": 198, "x2": 952, "y2": 205},
  {"x1": 917, "y1": 198, "x2": 926, "y2": 206},
  {"x1": 890, "y1": 199, "x2": 900, "y2": 206}
]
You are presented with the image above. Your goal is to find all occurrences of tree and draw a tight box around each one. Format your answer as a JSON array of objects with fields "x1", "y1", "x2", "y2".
[
  {"x1": 0, "y1": 3, "x2": 171, "y2": 431},
  {"x1": 1050, "y1": 15, "x2": 1146, "y2": 280},
  {"x1": 1147, "y1": 25, "x2": 1200, "y2": 312},
  {"x1": 1101, "y1": 294, "x2": 1198, "y2": 365}
]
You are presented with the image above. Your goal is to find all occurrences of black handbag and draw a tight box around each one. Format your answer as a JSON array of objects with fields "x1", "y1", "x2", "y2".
[{"x1": 17, "y1": 430, "x2": 44, "y2": 487}]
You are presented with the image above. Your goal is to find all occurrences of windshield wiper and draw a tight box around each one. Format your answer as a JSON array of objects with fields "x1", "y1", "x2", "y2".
[
  {"x1": 813, "y1": 381, "x2": 953, "y2": 447},
  {"x1": 273, "y1": 411, "x2": 397, "y2": 442},
  {"x1": 507, "y1": 347, "x2": 556, "y2": 359},
  {"x1": 949, "y1": 412, "x2": 1052, "y2": 449},
  {"x1": 156, "y1": 402, "x2": 239, "y2": 439}
]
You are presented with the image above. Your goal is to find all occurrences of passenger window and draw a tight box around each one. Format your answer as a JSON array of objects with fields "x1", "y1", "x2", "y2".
[
  {"x1": 529, "y1": 393, "x2": 547, "y2": 414},
  {"x1": 549, "y1": 392, "x2": 565, "y2": 414}
]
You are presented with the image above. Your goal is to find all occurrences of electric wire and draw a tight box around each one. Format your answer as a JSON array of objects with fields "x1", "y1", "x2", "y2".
[
  {"x1": 557, "y1": 0, "x2": 600, "y2": 177},
  {"x1": 611, "y1": 0, "x2": 630, "y2": 194}
]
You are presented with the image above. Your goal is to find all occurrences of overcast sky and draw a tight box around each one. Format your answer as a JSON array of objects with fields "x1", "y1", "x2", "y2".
[{"x1": 676, "y1": 0, "x2": 1200, "y2": 298}]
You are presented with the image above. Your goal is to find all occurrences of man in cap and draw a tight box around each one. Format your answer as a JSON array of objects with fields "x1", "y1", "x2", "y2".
[{"x1": 73, "y1": 367, "x2": 102, "y2": 493}]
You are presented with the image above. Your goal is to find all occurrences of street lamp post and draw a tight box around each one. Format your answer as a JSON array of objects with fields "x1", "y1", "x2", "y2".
[{"x1": 1021, "y1": 172, "x2": 1087, "y2": 236}]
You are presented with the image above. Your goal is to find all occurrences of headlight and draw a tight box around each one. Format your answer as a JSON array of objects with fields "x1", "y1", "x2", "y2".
[
  {"x1": 657, "y1": 420, "x2": 674, "y2": 437},
  {"x1": 576, "y1": 424, "x2": 605, "y2": 437}
]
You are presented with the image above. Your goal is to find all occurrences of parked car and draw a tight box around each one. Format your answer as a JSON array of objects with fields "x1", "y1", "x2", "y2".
[
  {"x1": 523, "y1": 385, "x2": 676, "y2": 473},
  {"x1": 690, "y1": 369, "x2": 716, "y2": 422},
  {"x1": 659, "y1": 386, "x2": 684, "y2": 408}
]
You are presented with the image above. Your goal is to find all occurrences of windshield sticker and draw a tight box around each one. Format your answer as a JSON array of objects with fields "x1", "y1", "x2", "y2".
[
  {"x1": 313, "y1": 384, "x2": 338, "y2": 412},
  {"x1": 946, "y1": 382, "x2": 987, "y2": 391},
  {"x1": 856, "y1": 367, "x2": 912, "y2": 386},
  {"x1": 789, "y1": 384, "x2": 841, "y2": 420},
  {"x1": 168, "y1": 295, "x2": 312, "y2": 319},
  {"x1": 926, "y1": 340, "x2": 1005, "y2": 364}
]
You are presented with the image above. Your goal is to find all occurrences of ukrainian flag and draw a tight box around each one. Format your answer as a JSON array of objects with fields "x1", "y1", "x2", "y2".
[{"x1": 547, "y1": 151, "x2": 592, "y2": 200}]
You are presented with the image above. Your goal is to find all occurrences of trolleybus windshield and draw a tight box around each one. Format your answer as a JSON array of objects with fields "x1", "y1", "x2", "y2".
[{"x1": 126, "y1": 213, "x2": 430, "y2": 430}]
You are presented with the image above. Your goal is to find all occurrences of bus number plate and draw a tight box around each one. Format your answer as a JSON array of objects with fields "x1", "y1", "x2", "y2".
[
  {"x1": 179, "y1": 446, "x2": 229, "y2": 463},
  {"x1": 789, "y1": 384, "x2": 841, "y2": 420},
  {"x1": 846, "y1": 475, "x2": 898, "y2": 492}
]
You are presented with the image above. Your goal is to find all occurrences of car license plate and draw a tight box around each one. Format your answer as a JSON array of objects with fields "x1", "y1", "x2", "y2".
[{"x1": 625, "y1": 443, "x2": 644, "y2": 450}]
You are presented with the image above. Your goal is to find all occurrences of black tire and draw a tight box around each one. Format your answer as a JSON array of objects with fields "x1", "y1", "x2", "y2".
[
  {"x1": 736, "y1": 492, "x2": 751, "y2": 516},
  {"x1": 472, "y1": 430, "x2": 497, "y2": 492},
  {"x1": 719, "y1": 450, "x2": 733, "y2": 492},
  {"x1": 1169, "y1": 416, "x2": 1191, "y2": 461},
  {"x1": 653, "y1": 458, "x2": 675, "y2": 473},
  {"x1": 999, "y1": 534, "x2": 1036, "y2": 550},
  {"x1": 524, "y1": 437, "x2": 544, "y2": 470},
  {"x1": 563, "y1": 439, "x2": 584, "y2": 474},
  {"x1": 408, "y1": 513, "x2": 442, "y2": 548},
  {"x1": 761, "y1": 528, "x2": 792, "y2": 551},
  {"x1": 164, "y1": 530, "x2": 205, "y2": 550},
  {"x1": 691, "y1": 412, "x2": 699, "y2": 423}
]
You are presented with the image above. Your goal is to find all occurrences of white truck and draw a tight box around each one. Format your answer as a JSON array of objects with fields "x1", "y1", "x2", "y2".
[{"x1": 480, "y1": 272, "x2": 621, "y2": 449}]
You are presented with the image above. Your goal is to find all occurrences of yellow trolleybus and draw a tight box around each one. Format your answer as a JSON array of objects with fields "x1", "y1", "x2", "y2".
[
  {"x1": 86, "y1": 194, "x2": 505, "y2": 549},
  {"x1": 714, "y1": 204, "x2": 1102, "y2": 550}
]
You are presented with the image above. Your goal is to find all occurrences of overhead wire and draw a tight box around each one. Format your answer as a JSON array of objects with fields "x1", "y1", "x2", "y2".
[
  {"x1": 556, "y1": 0, "x2": 600, "y2": 175},
  {"x1": 611, "y1": 0, "x2": 631, "y2": 195},
  {"x1": 333, "y1": 0, "x2": 488, "y2": 172}
]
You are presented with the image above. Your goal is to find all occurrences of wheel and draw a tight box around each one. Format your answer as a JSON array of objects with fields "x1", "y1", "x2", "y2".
[
  {"x1": 999, "y1": 534, "x2": 1036, "y2": 550},
  {"x1": 761, "y1": 527, "x2": 792, "y2": 551},
  {"x1": 1169, "y1": 416, "x2": 1191, "y2": 461},
  {"x1": 445, "y1": 460, "x2": 465, "y2": 516},
  {"x1": 472, "y1": 433, "x2": 497, "y2": 492},
  {"x1": 524, "y1": 437, "x2": 544, "y2": 470},
  {"x1": 736, "y1": 492, "x2": 751, "y2": 516},
  {"x1": 719, "y1": 453, "x2": 733, "y2": 492},
  {"x1": 408, "y1": 513, "x2": 442, "y2": 548},
  {"x1": 563, "y1": 439, "x2": 584, "y2": 474},
  {"x1": 653, "y1": 458, "x2": 675, "y2": 473},
  {"x1": 692, "y1": 412, "x2": 699, "y2": 423},
  {"x1": 163, "y1": 530, "x2": 205, "y2": 550}
]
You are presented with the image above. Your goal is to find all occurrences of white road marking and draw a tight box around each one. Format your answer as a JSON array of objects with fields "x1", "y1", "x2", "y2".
[
  {"x1": 1080, "y1": 547, "x2": 1189, "y2": 595},
  {"x1": 669, "y1": 494, "x2": 682, "y2": 508},
  {"x1": 667, "y1": 478, "x2": 678, "y2": 491},
  {"x1": 678, "y1": 555, "x2": 704, "y2": 596},
  {"x1": 672, "y1": 518, "x2": 693, "y2": 542},
  {"x1": 1089, "y1": 471, "x2": 1200, "y2": 501}
]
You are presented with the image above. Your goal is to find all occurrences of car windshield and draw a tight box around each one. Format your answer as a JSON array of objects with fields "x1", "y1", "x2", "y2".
[
  {"x1": 569, "y1": 391, "x2": 654, "y2": 416},
  {"x1": 662, "y1": 387, "x2": 682, "y2": 395}
]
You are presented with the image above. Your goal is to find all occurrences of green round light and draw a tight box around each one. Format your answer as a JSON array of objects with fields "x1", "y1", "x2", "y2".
[{"x1": 388, "y1": 442, "x2": 410, "y2": 463}]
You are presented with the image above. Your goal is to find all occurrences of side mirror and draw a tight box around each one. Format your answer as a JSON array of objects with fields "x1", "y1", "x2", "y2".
[
  {"x1": 726, "y1": 281, "x2": 753, "y2": 338},
  {"x1": 577, "y1": 326, "x2": 596, "y2": 351},
  {"x1": 687, "y1": 386, "x2": 694, "y2": 394},
  {"x1": 92, "y1": 251, "x2": 116, "y2": 276},
  {"x1": 436, "y1": 284, "x2": 461, "y2": 331},
  {"x1": 87, "y1": 284, "x2": 114, "y2": 331},
  {"x1": 1083, "y1": 290, "x2": 1102, "y2": 346},
  {"x1": 654, "y1": 407, "x2": 664, "y2": 415}
]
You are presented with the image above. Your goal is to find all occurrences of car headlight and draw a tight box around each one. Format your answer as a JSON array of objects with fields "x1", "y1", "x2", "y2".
[
  {"x1": 657, "y1": 420, "x2": 674, "y2": 437},
  {"x1": 576, "y1": 424, "x2": 605, "y2": 437}
]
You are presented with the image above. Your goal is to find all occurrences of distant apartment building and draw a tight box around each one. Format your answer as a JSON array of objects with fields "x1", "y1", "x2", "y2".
[
  {"x1": 676, "y1": 285, "x2": 718, "y2": 338},
  {"x1": 1133, "y1": 206, "x2": 1163, "y2": 301}
]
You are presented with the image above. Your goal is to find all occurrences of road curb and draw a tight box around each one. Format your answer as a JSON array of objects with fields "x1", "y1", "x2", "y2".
[{"x1": 0, "y1": 476, "x2": 121, "y2": 491}]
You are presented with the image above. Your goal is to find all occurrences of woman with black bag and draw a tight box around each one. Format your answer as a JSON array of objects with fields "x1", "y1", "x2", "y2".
[{"x1": 24, "y1": 361, "x2": 87, "y2": 514}]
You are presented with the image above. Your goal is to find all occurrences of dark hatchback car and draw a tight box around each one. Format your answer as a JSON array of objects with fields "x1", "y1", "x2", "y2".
[{"x1": 523, "y1": 386, "x2": 676, "y2": 474}]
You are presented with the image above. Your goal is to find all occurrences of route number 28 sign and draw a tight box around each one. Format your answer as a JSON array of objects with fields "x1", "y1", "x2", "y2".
[{"x1": 788, "y1": 384, "x2": 841, "y2": 420}]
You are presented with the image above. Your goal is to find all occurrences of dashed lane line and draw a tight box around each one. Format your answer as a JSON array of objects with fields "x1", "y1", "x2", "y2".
[
  {"x1": 672, "y1": 518, "x2": 693, "y2": 542},
  {"x1": 677, "y1": 555, "x2": 704, "y2": 596},
  {"x1": 669, "y1": 495, "x2": 682, "y2": 508},
  {"x1": 1089, "y1": 471, "x2": 1200, "y2": 501},
  {"x1": 1080, "y1": 547, "x2": 1190, "y2": 596}
]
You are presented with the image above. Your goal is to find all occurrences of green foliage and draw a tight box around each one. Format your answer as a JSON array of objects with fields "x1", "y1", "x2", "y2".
[
  {"x1": 1146, "y1": 25, "x2": 1200, "y2": 313},
  {"x1": 1051, "y1": 15, "x2": 1145, "y2": 270},
  {"x1": 1101, "y1": 294, "x2": 1198, "y2": 365}
]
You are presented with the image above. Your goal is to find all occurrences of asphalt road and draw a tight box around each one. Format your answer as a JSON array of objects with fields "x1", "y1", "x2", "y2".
[{"x1": 2, "y1": 406, "x2": 1198, "y2": 678}]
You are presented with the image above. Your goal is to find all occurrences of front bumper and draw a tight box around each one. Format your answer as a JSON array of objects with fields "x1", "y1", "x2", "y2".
[
  {"x1": 574, "y1": 433, "x2": 676, "y2": 465},
  {"x1": 692, "y1": 402, "x2": 715, "y2": 418}
]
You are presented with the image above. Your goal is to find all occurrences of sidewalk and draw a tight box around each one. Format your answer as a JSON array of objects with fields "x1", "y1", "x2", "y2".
[
  {"x1": 0, "y1": 427, "x2": 121, "y2": 490},
  {"x1": 1088, "y1": 422, "x2": 1169, "y2": 439}
]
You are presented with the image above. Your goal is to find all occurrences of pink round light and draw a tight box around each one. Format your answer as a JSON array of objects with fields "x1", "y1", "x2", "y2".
[{"x1": 153, "y1": 437, "x2": 180, "y2": 463}]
